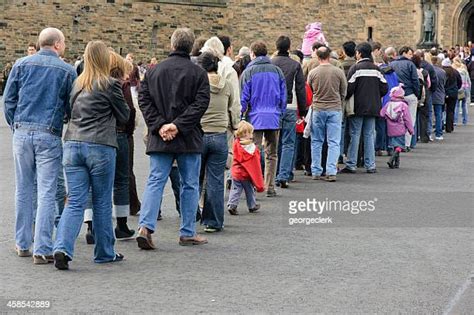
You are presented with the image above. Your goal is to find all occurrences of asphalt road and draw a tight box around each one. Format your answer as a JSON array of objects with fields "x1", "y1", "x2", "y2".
[{"x1": 0, "y1": 101, "x2": 472, "y2": 314}]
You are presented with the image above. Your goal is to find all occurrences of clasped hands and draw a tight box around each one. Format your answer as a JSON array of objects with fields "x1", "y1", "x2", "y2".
[{"x1": 159, "y1": 123, "x2": 178, "y2": 141}]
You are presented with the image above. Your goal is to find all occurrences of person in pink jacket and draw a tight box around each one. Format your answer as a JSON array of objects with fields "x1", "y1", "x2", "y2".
[
  {"x1": 301, "y1": 22, "x2": 328, "y2": 57},
  {"x1": 380, "y1": 84, "x2": 414, "y2": 169}
]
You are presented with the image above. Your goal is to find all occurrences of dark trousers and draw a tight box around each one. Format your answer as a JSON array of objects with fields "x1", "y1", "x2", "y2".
[
  {"x1": 128, "y1": 135, "x2": 141, "y2": 215},
  {"x1": 418, "y1": 104, "x2": 430, "y2": 142},
  {"x1": 445, "y1": 96, "x2": 457, "y2": 133}
]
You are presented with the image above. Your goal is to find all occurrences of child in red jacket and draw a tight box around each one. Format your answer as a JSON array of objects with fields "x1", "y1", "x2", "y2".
[{"x1": 227, "y1": 121, "x2": 264, "y2": 215}]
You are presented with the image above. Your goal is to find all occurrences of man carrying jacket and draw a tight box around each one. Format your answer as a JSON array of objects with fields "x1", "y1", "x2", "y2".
[
  {"x1": 3, "y1": 28, "x2": 76, "y2": 263},
  {"x1": 271, "y1": 36, "x2": 306, "y2": 189},
  {"x1": 241, "y1": 41, "x2": 287, "y2": 197},
  {"x1": 341, "y1": 42, "x2": 388, "y2": 174},
  {"x1": 137, "y1": 28, "x2": 210, "y2": 248}
]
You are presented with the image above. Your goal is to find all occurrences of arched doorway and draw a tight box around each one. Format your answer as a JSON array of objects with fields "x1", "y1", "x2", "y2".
[
  {"x1": 452, "y1": 0, "x2": 474, "y2": 45},
  {"x1": 468, "y1": 13, "x2": 474, "y2": 42}
]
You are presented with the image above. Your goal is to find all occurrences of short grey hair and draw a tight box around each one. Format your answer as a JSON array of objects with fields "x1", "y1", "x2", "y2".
[
  {"x1": 171, "y1": 28, "x2": 195, "y2": 54},
  {"x1": 384, "y1": 46, "x2": 397, "y2": 57},
  {"x1": 38, "y1": 27, "x2": 64, "y2": 48}
]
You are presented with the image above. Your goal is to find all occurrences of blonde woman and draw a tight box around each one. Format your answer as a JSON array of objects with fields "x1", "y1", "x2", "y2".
[
  {"x1": 54, "y1": 41, "x2": 130, "y2": 270},
  {"x1": 452, "y1": 57, "x2": 471, "y2": 125}
]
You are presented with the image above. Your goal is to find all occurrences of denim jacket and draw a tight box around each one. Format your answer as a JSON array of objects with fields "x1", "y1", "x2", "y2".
[{"x1": 3, "y1": 49, "x2": 77, "y2": 136}]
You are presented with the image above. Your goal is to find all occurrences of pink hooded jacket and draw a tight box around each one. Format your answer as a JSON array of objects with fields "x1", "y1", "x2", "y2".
[
  {"x1": 301, "y1": 22, "x2": 328, "y2": 56},
  {"x1": 380, "y1": 85, "x2": 414, "y2": 137}
]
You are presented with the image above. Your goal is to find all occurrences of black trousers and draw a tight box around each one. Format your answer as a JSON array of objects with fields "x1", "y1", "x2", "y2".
[
  {"x1": 445, "y1": 96, "x2": 457, "y2": 133},
  {"x1": 418, "y1": 104, "x2": 430, "y2": 142}
]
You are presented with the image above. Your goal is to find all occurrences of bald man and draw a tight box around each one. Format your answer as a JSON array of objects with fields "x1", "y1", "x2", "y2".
[{"x1": 3, "y1": 27, "x2": 76, "y2": 264}]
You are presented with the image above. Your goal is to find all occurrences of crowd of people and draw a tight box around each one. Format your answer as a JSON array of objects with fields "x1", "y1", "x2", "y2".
[{"x1": 2, "y1": 26, "x2": 473, "y2": 270}]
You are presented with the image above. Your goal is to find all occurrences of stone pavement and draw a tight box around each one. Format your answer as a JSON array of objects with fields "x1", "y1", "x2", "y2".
[{"x1": 0, "y1": 102, "x2": 472, "y2": 313}]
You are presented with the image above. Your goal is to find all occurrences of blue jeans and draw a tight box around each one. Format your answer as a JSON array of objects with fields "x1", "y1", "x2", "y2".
[
  {"x1": 433, "y1": 104, "x2": 444, "y2": 137},
  {"x1": 200, "y1": 133, "x2": 228, "y2": 229},
  {"x1": 139, "y1": 153, "x2": 201, "y2": 237},
  {"x1": 276, "y1": 109, "x2": 297, "y2": 182},
  {"x1": 454, "y1": 93, "x2": 468, "y2": 125},
  {"x1": 375, "y1": 117, "x2": 387, "y2": 151},
  {"x1": 13, "y1": 129, "x2": 62, "y2": 255},
  {"x1": 159, "y1": 166, "x2": 181, "y2": 215},
  {"x1": 346, "y1": 116, "x2": 376, "y2": 170},
  {"x1": 426, "y1": 94, "x2": 433, "y2": 137},
  {"x1": 310, "y1": 110, "x2": 342, "y2": 176},
  {"x1": 113, "y1": 133, "x2": 130, "y2": 217},
  {"x1": 227, "y1": 179, "x2": 257, "y2": 209},
  {"x1": 54, "y1": 141, "x2": 117, "y2": 263}
]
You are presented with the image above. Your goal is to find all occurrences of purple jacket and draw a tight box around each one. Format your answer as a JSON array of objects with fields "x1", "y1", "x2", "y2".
[{"x1": 380, "y1": 98, "x2": 414, "y2": 137}]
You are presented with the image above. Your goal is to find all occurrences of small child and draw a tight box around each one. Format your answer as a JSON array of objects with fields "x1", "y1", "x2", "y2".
[
  {"x1": 380, "y1": 84, "x2": 414, "y2": 169},
  {"x1": 227, "y1": 121, "x2": 264, "y2": 215}
]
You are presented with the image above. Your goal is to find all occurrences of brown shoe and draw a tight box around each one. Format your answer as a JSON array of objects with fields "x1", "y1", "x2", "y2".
[
  {"x1": 179, "y1": 234, "x2": 208, "y2": 246},
  {"x1": 325, "y1": 175, "x2": 337, "y2": 182},
  {"x1": 16, "y1": 246, "x2": 32, "y2": 257},
  {"x1": 136, "y1": 227, "x2": 156, "y2": 250},
  {"x1": 33, "y1": 254, "x2": 54, "y2": 264}
]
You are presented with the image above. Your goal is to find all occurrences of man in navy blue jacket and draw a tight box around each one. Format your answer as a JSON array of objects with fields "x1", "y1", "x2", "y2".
[{"x1": 390, "y1": 47, "x2": 420, "y2": 149}]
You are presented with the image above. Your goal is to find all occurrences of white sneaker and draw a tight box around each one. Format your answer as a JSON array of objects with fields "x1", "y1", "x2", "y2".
[
  {"x1": 435, "y1": 136, "x2": 444, "y2": 140},
  {"x1": 429, "y1": 135, "x2": 434, "y2": 142}
]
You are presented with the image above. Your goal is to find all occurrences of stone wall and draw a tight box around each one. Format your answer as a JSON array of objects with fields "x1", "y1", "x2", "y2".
[{"x1": 0, "y1": 0, "x2": 466, "y2": 68}]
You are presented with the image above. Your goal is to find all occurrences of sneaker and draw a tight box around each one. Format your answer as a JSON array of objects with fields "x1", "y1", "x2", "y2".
[
  {"x1": 33, "y1": 254, "x2": 54, "y2": 264},
  {"x1": 249, "y1": 204, "x2": 261, "y2": 213},
  {"x1": 325, "y1": 175, "x2": 337, "y2": 182},
  {"x1": 340, "y1": 167, "x2": 356, "y2": 174},
  {"x1": 435, "y1": 136, "x2": 444, "y2": 140},
  {"x1": 366, "y1": 168, "x2": 377, "y2": 174},
  {"x1": 312, "y1": 175, "x2": 322, "y2": 180},
  {"x1": 115, "y1": 227, "x2": 136, "y2": 241},
  {"x1": 227, "y1": 205, "x2": 239, "y2": 215},
  {"x1": 266, "y1": 189, "x2": 277, "y2": 197},
  {"x1": 204, "y1": 226, "x2": 222, "y2": 233},
  {"x1": 136, "y1": 227, "x2": 156, "y2": 250},
  {"x1": 85, "y1": 229, "x2": 95, "y2": 245},
  {"x1": 112, "y1": 253, "x2": 125, "y2": 262},
  {"x1": 429, "y1": 135, "x2": 434, "y2": 142},
  {"x1": 279, "y1": 180, "x2": 288, "y2": 188},
  {"x1": 15, "y1": 246, "x2": 32, "y2": 257},
  {"x1": 54, "y1": 251, "x2": 71, "y2": 270},
  {"x1": 179, "y1": 234, "x2": 208, "y2": 246}
]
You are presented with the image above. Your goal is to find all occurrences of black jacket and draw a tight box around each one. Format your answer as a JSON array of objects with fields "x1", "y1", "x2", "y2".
[
  {"x1": 65, "y1": 78, "x2": 130, "y2": 148},
  {"x1": 346, "y1": 59, "x2": 388, "y2": 117},
  {"x1": 138, "y1": 51, "x2": 210, "y2": 154},
  {"x1": 421, "y1": 60, "x2": 438, "y2": 94},
  {"x1": 443, "y1": 66, "x2": 462, "y2": 98},
  {"x1": 271, "y1": 52, "x2": 306, "y2": 115}
]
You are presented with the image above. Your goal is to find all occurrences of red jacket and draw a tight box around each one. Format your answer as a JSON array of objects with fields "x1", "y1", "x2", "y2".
[
  {"x1": 296, "y1": 82, "x2": 313, "y2": 134},
  {"x1": 231, "y1": 139, "x2": 265, "y2": 192}
]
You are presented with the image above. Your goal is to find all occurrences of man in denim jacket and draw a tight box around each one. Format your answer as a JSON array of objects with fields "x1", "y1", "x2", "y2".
[{"x1": 3, "y1": 27, "x2": 76, "y2": 263}]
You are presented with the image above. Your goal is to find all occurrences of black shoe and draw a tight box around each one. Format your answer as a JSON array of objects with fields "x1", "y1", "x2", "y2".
[
  {"x1": 275, "y1": 180, "x2": 281, "y2": 187},
  {"x1": 279, "y1": 180, "x2": 288, "y2": 188},
  {"x1": 113, "y1": 253, "x2": 124, "y2": 262},
  {"x1": 228, "y1": 205, "x2": 239, "y2": 215},
  {"x1": 394, "y1": 152, "x2": 400, "y2": 168},
  {"x1": 115, "y1": 227, "x2": 135, "y2": 240},
  {"x1": 366, "y1": 168, "x2": 377, "y2": 174},
  {"x1": 303, "y1": 170, "x2": 312, "y2": 176},
  {"x1": 266, "y1": 190, "x2": 277, "y2": 197},
  {"x1": 249, "y1": 204, "x2": 261, "y2": 213},
  {"x1": 157, "y1": 213, "x2": 163, "y2": 221},
  {"x1": 54, "y1": 251, "x2": 71, "y2": 270},
  {"x1": 387, "y1": 154, "x2": 396, "y2": 169},
  {"x1": 340, "y1": 167, "x2": 356, "y2": 174},
  {"x1": 85, "y1": 229, "x2": 95, "y2": 245}
]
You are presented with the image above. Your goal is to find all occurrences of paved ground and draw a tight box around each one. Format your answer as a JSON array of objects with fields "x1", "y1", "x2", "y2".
[{"x1": 0, "y1": 100, "x2": 472, "y2": 314}]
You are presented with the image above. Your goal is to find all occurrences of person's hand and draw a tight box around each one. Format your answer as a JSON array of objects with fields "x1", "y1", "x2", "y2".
[{"x1": 159, "y1": 123, "x2": 178, "y2": 141}]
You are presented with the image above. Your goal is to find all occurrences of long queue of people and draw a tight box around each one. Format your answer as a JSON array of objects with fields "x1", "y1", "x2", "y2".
[{"x1": 2, "y1": 27, "x2": 472, "y2": 270}]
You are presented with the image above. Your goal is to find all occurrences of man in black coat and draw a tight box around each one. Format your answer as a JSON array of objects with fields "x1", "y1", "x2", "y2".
[
  {"x1": 341, "y1": 42, "x2": 388, "y2": 174},
  {"x1": 137, "y1": 28, "x2": 210, "y2": 249}
]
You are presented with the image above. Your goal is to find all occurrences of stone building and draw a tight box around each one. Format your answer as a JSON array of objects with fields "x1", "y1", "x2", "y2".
[{"x1": 0, "y1": 0, "x2": 473, "y2": 67}]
